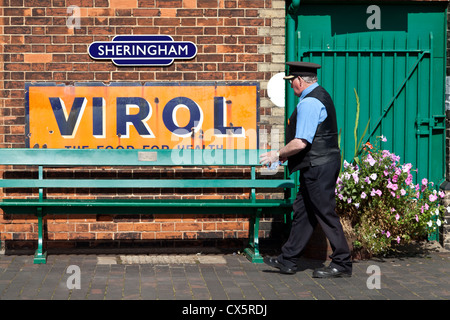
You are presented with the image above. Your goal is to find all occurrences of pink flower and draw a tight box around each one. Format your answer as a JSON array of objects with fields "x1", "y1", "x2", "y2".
[
  {"x1": 361, "y1": 192, "x2": 367, "y2": 199},
  {"x1": 400, "y1": 189, "x2": 406, "y2": 196},
  {"x1": 391, "y1": 154, "x2": 400, "y2": 162},
  {"x1": 405, "y1": 174, "x2": 413, "y2": 186},
  {"x1": 396, "y1": 236, "x2": 401, "y2": 244},
  {"x1": 422, "y1": 178, "x2": 428, "y2": 185},
  {"x1": 429, "y1": 194, "x2": 438, "y2": 202},
  {"x1": 395, "y1": 213, "x2": 400, "y2": 221},
  {"x1": 365, "y1": 154, "x2": 376, "y2": 166},
  {"x1": 392, "y1": 175, "x2": 398, "y2": 183},
  {"x1": 343, "y1": 160, "x2": 350, "y2": 169},
  {"x1": 387, "y1": 181, "x2": 398, "y2": 191},
  {"x1": 402, "y1": 163, "x2": 412, "y2": 173},
  {"x1": 386, "y1": 231, "x2": 391, "y2": 238},
  {"x1": 370, "y1": 189, "x2": 382, "y2": 197},
  {"x1": 415, "y1": 215, "x2": 419, "y2": 222}
]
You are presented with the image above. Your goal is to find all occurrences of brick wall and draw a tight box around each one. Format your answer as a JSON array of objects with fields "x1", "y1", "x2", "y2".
[{"x1": 0, "y1": 0, "x2": 287, "y2": 251}]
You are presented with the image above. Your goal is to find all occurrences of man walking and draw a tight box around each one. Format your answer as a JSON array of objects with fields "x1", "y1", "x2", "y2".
[{"x1": 260, "y1": 62, "x2": 352, "y2": 278}]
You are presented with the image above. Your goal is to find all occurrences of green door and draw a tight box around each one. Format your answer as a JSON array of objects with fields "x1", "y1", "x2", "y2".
[{"x1": 287, "y1": 2, "x2": 447, "y2": 186}]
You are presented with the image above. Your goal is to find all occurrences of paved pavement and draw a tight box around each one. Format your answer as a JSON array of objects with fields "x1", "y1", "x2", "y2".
[{"x1": 0, "y1": 248, "x2": 449, "y2": 305}]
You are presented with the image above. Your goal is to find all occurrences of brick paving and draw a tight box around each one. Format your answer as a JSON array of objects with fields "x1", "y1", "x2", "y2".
[{"x1": 0, "y1": 251, "x2": 449, "y2": 301}]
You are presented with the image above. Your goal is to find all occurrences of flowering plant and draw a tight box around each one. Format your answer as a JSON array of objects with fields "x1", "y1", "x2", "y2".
[{"x1": 335, "y1": 136, "x2": 447, "y2": 255}]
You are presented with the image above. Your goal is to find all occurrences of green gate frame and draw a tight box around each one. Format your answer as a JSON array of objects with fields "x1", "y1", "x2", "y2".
[{"x1": 285, "y1": 1, "x2": 447, "y2": 241}]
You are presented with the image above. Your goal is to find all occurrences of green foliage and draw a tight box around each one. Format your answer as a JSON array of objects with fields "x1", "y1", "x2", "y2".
[{"x1": 335, "y1": 137, "x2": 447, "y2": 255}]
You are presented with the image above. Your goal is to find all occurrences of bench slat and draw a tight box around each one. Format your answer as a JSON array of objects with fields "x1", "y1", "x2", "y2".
[
  {"x1": 0, "y1": 199, "x2": 294, "y2": 216},
  {"x1": 0, "y1": 179, "x2": 294, "y2": 189},
  {"x1": 0, "y1": 199, "x2": 293, "y2": 208}
]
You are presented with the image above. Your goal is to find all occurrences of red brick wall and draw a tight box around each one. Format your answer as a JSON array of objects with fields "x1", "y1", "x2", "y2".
[{"x1": 0, "y1": 0, "x2": 287, "y2": 250}]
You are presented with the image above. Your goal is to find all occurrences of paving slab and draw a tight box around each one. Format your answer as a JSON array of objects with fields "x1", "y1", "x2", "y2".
[{"x1": 0, "y1": 251, "x2": 448, "y2": 306}]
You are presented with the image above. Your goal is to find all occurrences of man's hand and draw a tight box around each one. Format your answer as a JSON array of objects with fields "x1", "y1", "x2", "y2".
[
  {"x1": 260, "y1": 138, "x2": 307, "y2": 166},
  {"x1": 260, "y1": 150, "x2": 281, "y2": 166}
]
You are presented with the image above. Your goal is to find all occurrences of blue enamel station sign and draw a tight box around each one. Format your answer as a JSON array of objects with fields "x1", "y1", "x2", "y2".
[{"x1": 88, "y1": 35, "x2": 198, "y2": 66}]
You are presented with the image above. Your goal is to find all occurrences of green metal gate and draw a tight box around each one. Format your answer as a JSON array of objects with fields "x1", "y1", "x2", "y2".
[{"x1": 286, "y1": 2, "x2": 447, "y2": 186}]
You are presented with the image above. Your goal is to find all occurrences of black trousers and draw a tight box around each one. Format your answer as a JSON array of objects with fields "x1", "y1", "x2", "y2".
[{"x1": 278, "y1": 160, "x2": 352, "y2": 273}]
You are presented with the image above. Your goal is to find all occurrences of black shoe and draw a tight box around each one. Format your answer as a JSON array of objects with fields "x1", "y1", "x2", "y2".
[
  {"x1": 263, "y1": 257, "x2": 296, "y2": 275},
  {"x1": 312, "y1": 266, "x2": 351, "y2": 278}
]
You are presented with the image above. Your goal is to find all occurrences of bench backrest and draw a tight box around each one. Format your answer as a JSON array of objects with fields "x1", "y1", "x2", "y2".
[
  {"x1": 0, "y1": 149, "x2": 295, "y2": 200},
  {"x1": 0, "y1": 148, "x2": 268, "y2": 167}
]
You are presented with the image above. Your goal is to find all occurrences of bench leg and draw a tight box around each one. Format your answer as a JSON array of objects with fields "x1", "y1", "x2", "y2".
[
  {"x1": 243, "y1": 208, "x2": 263, "y2": 263},
  {"x1": 34, "y1": 208, "x2": 47, "y2": 264}
]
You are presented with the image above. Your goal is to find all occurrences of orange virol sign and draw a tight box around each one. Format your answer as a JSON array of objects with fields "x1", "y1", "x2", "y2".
[{"x1": 25, "y1": 83, "x2": 259, "y2": 149}]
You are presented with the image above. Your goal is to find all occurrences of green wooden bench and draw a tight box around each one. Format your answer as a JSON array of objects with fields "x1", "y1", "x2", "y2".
[{"x1": 0, "y1": 148, "x2": 295, "y2": 264}]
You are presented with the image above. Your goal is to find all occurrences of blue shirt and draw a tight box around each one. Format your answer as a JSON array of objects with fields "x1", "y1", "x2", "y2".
[{"x1": 295, "y1": 83, "x2": 328, "y2": 144}]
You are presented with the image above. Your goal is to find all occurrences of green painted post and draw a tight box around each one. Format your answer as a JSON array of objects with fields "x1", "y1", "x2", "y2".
[
  {"x1": 243, "y1": 208, "x2": 263, "y2": 263},
  {"x1": 34, "y1": 207, "x2": 47, "y2": 264}
]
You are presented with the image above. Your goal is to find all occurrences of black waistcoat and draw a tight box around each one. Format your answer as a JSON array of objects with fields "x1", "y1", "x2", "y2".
[{"x1": 286, "y1": 85, "x2": 341, "y2": 175}]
